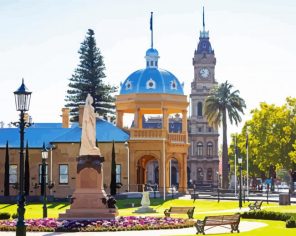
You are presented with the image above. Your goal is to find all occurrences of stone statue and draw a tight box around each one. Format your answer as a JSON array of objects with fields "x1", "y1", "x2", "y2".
[{"x1": 79, "y1": 94, "x2": 101, "y2": 156}]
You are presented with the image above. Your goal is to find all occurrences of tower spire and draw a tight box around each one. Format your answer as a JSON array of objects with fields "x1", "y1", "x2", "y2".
[
  {"x1": 203, "y1": 6, "x2": 205, "y2": 31},
  {"x1": 150, "y1": 12, "x2": 153, "y2": 48},
  {"x1": 200, "y1": 6, "x2": 209, "y2": 38}
]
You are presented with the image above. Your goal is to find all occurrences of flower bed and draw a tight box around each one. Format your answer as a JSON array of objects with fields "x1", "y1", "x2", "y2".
[{"x1": 0, "y1": 216, "x2": 195, "y2": 232}]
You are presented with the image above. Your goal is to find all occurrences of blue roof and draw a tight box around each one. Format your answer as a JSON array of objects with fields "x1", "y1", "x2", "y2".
[
  {"x1": 146, "y1": 48, "x2": 159, "y2": 57},
  {"x1": 0, "y1": 119, "x2": 129, "y2": 148},
  {"x1": 197, "y1": 37, "x2": 214, "y2": 54},
  {"x1": 0, "y1": 127, "x2": 69, "y2": 148},
  {"x1": 120, "y1": 47, "x2": 184, "y2": 95},
  {"x1": 53, "y1": 119, "x2": 129, "y2": 143},
  {"x1": 120, "y1": 68, "x2": 184, "y2": 95}
]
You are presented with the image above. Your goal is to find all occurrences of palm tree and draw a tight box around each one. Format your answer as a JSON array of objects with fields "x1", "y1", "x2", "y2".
[{"x1": 204, "y1": 81, "x2": 246, "y2": 189}]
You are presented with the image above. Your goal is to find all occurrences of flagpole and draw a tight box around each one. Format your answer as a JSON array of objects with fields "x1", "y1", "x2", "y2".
[
  {"x1": 234, "y1": 135, "x2": 237, "y2": 197},
  {"x1": 150, "y1": 12, "x2": 153, "y2": 48},
  {"x1": 246, "y1": 128, "x2": 249, "y2": 196}
]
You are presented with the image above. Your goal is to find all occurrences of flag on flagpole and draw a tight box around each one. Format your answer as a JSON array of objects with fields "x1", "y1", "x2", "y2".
[{"x1": 150, "y1": 12, "x2": 153, "y2": 31}]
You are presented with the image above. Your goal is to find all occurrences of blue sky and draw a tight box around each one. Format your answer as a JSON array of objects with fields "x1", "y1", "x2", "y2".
[{"x1": 0, "y1": 0, "x2": 295, "y2": 135}]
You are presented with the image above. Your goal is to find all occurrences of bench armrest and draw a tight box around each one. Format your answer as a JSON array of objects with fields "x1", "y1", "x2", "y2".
[{"x1": 164, "y1": 209, "x2": 170, "y2": 217}]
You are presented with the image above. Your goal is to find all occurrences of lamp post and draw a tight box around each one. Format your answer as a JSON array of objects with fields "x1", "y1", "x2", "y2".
[
  {"x1": 238, "y1": 156, "x2": 243, "y2": 209},
  {"x1": 124, "y1": 142, "x2": 130, "y2": 192},
  {"x1": 216, "y1": 171, "x2": 220, "y2": 203},
  {"x1": 14, "y1": 79, "x2": 32, "y2": 236},
  {"x1": 41, "y1": 143, "x2": 48, "y2": 218}
]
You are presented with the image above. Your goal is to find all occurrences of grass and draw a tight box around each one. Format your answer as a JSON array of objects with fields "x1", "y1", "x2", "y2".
[
  {"x1": 0, "y1": 199, "x2": 296, "y2": 234},
  {"x1": 0, "y1": 199, "x2": 279, "y2": 219}
]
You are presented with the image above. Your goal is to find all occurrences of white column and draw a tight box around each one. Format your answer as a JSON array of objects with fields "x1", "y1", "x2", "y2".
[
  {"x1": 234, "y1": 135, "x2": 237, "y2": 196},
  {"x1": 246, "y1": 129, "x2": 249, "y2": 196},
  {"x1": 163, "y1": 138, "x2": 166, "y2": 200}
]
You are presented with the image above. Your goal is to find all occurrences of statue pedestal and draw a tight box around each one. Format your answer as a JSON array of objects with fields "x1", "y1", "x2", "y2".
[
  {"x1": 59, "y1": 155, "x2": 118, "y2": 219},
  {"x1": 133, "y1": 191, "x2": 157, "y2": 213}
]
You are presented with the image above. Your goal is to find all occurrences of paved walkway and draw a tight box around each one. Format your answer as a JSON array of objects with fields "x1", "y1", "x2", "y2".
[{"x1": 0, "y1": 221, "x2": 267, "y2": 236}]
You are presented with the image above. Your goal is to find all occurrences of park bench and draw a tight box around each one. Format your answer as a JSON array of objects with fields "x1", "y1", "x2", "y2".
[
  {"x1": 195, "y1": 214, "x2": 241, "y2": 234},
  {"x1": 248, "y1": 200, "x2": 263, "y2": 210},
  {"x1": 164, "y1": 206, "x2": 195, "y2": 219}
]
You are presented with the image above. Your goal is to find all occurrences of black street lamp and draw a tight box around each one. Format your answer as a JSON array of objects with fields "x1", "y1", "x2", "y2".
[
  {"x1": 41, "y1": 143, "x2": 48, "y2": 218},
  {"x1": 14, "y1": 79, "x2": 32, "y2": 236},
  {"x1": 238, "y1": 156, "x2": 243, "y2": 209}
]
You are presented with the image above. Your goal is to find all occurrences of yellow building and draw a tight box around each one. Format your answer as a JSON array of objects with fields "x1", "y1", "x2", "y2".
[{"x1": 116, "y1": 46, "x2": 189, "y2": 194}]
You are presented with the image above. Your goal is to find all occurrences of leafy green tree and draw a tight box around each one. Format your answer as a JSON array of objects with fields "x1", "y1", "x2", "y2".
[
  {"x1": 204, "y1": 81, "x2": 246, "y2": 188},
  {"x1": 110, "y1": 140, "x2": 117, "y2": 196},
  {"x1": 229, "y1": 97, "x2": 296, "y2": 191},
  {"x1": 4, "y1": 141, "x2": 9, "y2": 196},
  {"x1": 65, "y1": 29, "x2": 117, "y2": 121}
]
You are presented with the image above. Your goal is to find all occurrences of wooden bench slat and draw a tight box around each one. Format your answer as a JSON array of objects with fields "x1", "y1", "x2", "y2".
[
  {"x1": 196, "y1": 214, "x2": 241, "y2": 235},
  {"x1": 164, "y1": 206, "x2": 195, "y2": 219}
]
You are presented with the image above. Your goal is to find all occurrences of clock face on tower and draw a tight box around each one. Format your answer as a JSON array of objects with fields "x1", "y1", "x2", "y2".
[{"x1": 199, "y1": 68, "x2": 210, "y2": 79}]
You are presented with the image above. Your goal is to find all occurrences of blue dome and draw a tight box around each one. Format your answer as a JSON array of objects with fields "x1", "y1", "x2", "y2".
[
  {"x1": 120, "y1": 68, "x2": 184, "y2": 95},
  {"x1": 146, "y1": 48, "x2": 159, "y2": 57}
]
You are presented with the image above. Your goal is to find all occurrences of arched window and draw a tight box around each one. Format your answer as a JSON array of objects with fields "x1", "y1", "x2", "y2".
[
  {"x1": 207, "y1": 142, "x2": 213, "y2": 157},
  {"x1": 207, "y1": 168, "x2": 213, "y2": 181},
  {"x1": 197, "y1": 142, "x2": 203, "y2": 156},
  {"x1": 197, "y1": 102, "x2": 203, "y2": 116},
  {"x1": 197, "y1": 168, "x2": 204, "y2": 183}
]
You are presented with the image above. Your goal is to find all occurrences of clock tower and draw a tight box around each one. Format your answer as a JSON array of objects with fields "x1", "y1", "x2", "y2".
[{"x1": 188, "y1": 7, "x2": 219, "y2": 189}]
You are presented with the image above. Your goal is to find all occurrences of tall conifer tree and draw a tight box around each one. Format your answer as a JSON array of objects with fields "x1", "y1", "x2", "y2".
[
  {"x1": 65, "y1": 29, "x2": 117, "y2": 121},
  {"x1": 110, "y1": 141, "x2": 117, "y2": 196},
  {"x1": 25, "y1": 141, "x2": 30, "y2": 196},
  {"x1": 4, "y1": 141, "x2": 10, "y2": 196}
]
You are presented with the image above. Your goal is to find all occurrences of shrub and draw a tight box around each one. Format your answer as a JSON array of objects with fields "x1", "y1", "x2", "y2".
[
  {"x1": 241, "y1": 211, "x2": 290, "y2": 221},
  {"x1": 286, "y1": 216, "x2": 296, "y2": 228},
  {"x1": 242, "y1": 210, "x2": 296, "y2": 228},
  {"x1": 11, "y1": 213, "x2": 18, "y2": 219},
  {"x1": 0, "y1": 212, "x2": 10, "y2": 220}
]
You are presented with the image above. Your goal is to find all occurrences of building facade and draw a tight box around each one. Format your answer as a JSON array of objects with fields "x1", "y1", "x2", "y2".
[
  {"x1": 188, "y1": 10, "x2": 219, "y2": 188},
  {"x1": 116, "y1": 46, "x2": 189, "y2": 193},
  {"x1": 0, "y1": 110, "x2": 130, "y2": 198}
]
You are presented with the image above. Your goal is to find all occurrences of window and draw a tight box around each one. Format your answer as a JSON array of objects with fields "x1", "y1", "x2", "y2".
[
  {"x1": 146, "y1": 61, "x2": 149, "y2": 67},
  {"x1": 197, "y1": 102, "x2": 203, "y2": 116},
  {"x1": 198, "y1": 127, "x2": 202, "y2": 132},
  {"x1": 197, "y1": 142, "x2": 203, "y2": 156},
  {"x1": 207, "y1": 168, "x2": 213, "y2": 181},
  {"x1": 39, "y1": 164, "x2": 48, "y2": 184},
  {"x1": 59, "y1": 164, "x2": 69, "y2": 184},
  {"x1": 155, "y1": 61, "x2": 158, "y2": 67},
  {"x1": 207, "y1": 142, "x2": 213, "y2": 157},
  {"x1": 208, "y1": 127, "x2": 212, "y2": 132},
  {"x1": 9, "y1": 165, "x2": 17, "y2": 184},
  {"x1": 197, "y1": 168, "x2": 203, "y2": 182},
  {"x1": 116, "y1": 164, "x2": 121, "y2": 184},
  {"x1": 150, "y1": 61, "x2": 153, "y2": 66}
]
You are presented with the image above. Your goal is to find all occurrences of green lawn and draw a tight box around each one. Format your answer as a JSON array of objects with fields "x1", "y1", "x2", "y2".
[
  {"x1": 0, "y1": 199, "x2": 296, "y2": 235},
  {"x1": 0, "y1": 199, "x2": 281, "y2": 219}
]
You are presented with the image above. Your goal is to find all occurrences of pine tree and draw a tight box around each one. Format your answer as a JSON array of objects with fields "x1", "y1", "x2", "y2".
[
  {"x1": 65, "y1": 29, "x2": 117, "y2": 121},
  {"x1": 4, "y1": 141, "x2": 10, "y2": 196},
  {"x1": 110, "y1": 140, "x2": 117, "y2": 196},
  {"x1": 25, "y1": 141, "x2": 30, "y2": 196}
]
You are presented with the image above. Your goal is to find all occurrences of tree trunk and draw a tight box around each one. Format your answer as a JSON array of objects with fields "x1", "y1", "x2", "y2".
[{"x1": 222, "y1": 110, "x2": 229, "y2": 189}]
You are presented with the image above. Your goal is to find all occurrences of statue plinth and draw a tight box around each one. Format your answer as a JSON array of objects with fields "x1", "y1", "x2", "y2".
[
  {"x1": 59, "y1": 155, "x2": 118, "y2": 219},
  {"x1": 133, "y1": 191, "x2": 157, "y2": 213}
]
